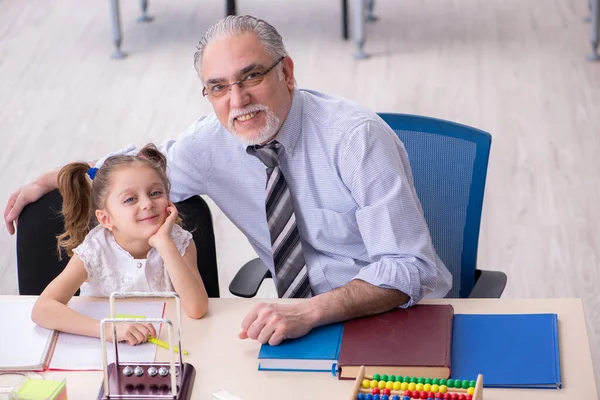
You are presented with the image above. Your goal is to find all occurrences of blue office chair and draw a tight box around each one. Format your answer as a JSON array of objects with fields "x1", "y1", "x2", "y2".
[
  {"x1": 229, "y1": 113, "x2": 506, "y2": 299},
  {"x1": 376, "y1": 113, "x2": 506, "y2": 298}
]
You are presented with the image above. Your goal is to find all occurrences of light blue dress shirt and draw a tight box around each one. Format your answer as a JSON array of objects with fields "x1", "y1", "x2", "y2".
[{"x1": 96, "y1": 88, "x2": 452, "y2": 306}]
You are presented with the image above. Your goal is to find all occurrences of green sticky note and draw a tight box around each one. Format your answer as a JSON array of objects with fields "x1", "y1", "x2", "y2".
[
  {"x1": 114, "y1": 314, "x2": 146, "y2": 319},
  {"x1": 15, "y1": 379, "x2": 67, "y2": 400}
]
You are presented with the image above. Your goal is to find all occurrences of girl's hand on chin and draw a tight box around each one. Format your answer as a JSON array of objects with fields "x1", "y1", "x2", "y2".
[{"x1": 148, "y1": 202, "x2": 177, "y2": 249}]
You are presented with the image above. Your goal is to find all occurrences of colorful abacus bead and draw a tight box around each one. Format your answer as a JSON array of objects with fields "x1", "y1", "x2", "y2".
[
  {"x1": 372, "y1": 388, "x2": 381, "y2": 395},
  {"x1": 363, "y1": 380, "x2": 371, "y2": 389}
]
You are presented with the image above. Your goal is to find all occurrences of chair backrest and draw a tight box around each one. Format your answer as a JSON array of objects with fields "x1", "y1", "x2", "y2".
[
  {"x1": 377, "y1": 113, "x2": 492, "y2": 298},
  {"x1": 16, "y1": 191, "x2": 220, "y2": 298}
]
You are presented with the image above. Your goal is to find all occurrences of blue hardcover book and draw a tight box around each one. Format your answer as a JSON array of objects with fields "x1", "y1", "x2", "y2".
[
  {"x1": 257, "y1": 322, "x2": 344, "y2": 373},
  {"x1": 451, "y1": 313, "x2": 562, "y2": 389}
]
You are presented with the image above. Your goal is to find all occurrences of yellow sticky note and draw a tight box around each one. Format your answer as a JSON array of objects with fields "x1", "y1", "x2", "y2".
[
  {"x1": 114, "y1": 314, "x2": 146, "y2": 319},
  {"x1": 12, "y1": 378, "x2": 67, "y2": 400}
]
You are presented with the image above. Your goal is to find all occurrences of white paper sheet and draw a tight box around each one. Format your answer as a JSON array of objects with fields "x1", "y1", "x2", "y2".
[{"x1": 49, "y1": 301, "x2": 165, "y2": 370}]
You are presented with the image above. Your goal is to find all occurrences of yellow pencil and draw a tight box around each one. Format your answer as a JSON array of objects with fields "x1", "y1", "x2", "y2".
[{"x1": 148, "y1": 336, "x2": 189, "y2": 355}]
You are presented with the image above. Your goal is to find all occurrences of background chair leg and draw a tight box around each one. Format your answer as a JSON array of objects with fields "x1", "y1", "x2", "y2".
[
  {"x1": 109, "y1": 0, "x2": 127, "y2": 59},
  {"x1": 342, "y1": 0, "x2": 349, "y2": 40},
  {"x1": 353, "y1": 0, "x2": 368, "y2": 59},
  {"x1": 365, "y1": 0, "x2": 377, "y2": 22},
  {"x1": 226, "y1": 0, "x2": 236, "y2": 16},
  {"x1": 589, "y1": 0, "x2": 600, "y2": 60},
  {"x1": 584, "y1": 0, "x2": 592, "y2": 22},
  {"x1": 137, "y1": 0, "x2": 154, "y2": 23}
]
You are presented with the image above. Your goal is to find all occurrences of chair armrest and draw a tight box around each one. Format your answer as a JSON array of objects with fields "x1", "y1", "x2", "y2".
[
  {"x1": 468, "y1": 269, "x2": 507, "y2": 298},
  {"x1": 228, "y1": 258, "x2": 272, "y2": 298}
]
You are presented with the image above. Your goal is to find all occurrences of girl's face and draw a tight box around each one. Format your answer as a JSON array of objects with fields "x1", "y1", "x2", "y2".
[{"x1": 96, "y1": 165, "x2": 169, "y2": 241}]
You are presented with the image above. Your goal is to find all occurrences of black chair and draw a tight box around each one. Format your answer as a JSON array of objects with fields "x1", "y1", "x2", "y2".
[{"x1": 16, "y1": 189, "x2": 220, "y2": 298}]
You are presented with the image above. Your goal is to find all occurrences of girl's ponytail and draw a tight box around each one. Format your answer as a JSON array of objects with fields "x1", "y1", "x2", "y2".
[{"x1": 56, "y1": 162, "x2": 93, "y2": 258}]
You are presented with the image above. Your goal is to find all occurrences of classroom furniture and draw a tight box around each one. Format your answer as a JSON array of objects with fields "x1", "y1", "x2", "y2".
[
  {"x1": 107, "y1": 0, "x2": 371, "y2": 59},
  {"x1": 15, "y1": 191, "x2": 221, "y2": 298},
  {"x1": 229, "y1": 113, "x2": 507, "y2": 299},
  {"x1": 590, "y1": 0, "x2": 600, "y2": 60},
  {"x1": 9, "y1": 296, "x2": 597, "y2": 400},
  {"x1": 108, "y1": 0, "x2": 237, "y2": 59}
]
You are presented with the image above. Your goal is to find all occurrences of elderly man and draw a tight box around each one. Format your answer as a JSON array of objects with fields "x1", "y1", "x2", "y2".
[{"x1": 5, "y1": 15, "x2": 452, "y2": 345}]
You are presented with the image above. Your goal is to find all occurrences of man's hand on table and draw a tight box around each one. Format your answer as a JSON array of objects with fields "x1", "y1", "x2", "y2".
[{"x1": 238, "y1": 301, "x2": 321, "y2": 346}]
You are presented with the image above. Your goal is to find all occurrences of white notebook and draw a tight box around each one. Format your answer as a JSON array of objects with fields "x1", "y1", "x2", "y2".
[
  {"x1": 0, "y1": 299, "x2": 165, "y2": 371},
  {"x1": 0, "y1": 298, "x2": 57, "y2": 371}
]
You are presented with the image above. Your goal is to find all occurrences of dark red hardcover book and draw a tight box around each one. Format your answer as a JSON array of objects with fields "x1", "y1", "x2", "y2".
[{"x1": 337, "y1": 304, "x2": 454, "y2": 380}]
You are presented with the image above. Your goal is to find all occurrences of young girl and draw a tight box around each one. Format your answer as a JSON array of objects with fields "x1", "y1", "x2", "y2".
[{"x1": 31, "y1": 144, "x2": 209, "y2": 346}]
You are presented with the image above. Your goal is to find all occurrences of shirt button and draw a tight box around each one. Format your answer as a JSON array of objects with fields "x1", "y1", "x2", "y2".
[
  {"x1": 287, "y1": 147, "x2": 293, "y2": 154},
  {"x1": 137, "y1": 262, "x2": 142, "y2": 269}
]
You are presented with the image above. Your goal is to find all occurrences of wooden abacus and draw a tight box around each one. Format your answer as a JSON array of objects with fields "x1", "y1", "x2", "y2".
[{"x1": 349, "y1": 366, "x2": 483, "y2": 400}]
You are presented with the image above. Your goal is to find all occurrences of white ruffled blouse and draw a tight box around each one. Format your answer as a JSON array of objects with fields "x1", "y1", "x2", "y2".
[{"x1": 73, "y1": 224, "x2": 192, "y2": 297}]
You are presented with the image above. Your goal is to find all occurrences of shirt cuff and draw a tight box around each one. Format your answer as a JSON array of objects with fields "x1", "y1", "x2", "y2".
[{"x1": 352, "y1": 259, "x2": 425, "y2": 308}]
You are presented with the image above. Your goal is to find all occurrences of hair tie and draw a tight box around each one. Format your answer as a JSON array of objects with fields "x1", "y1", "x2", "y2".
[{"x1": 87, "y1": 167, "x2": 98, "y2": 180}]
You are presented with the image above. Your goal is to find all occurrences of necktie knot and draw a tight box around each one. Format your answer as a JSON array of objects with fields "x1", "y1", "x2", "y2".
[{"x1": 250, "y1": 141, "x2": 282, "y2": 169}]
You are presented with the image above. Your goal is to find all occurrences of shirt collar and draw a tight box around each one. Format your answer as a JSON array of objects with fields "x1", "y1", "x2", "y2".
[{"x1": 245, "y1": 88, "x2": 303, "y2": 155}]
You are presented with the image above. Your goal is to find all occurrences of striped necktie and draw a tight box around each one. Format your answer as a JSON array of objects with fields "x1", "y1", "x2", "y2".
[{"x1": 249, "y1": 141, "x2": 313, "y2": 298}]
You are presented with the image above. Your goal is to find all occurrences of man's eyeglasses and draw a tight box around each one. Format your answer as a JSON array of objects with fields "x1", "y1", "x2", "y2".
[{"x1": 202, "y1": 56, "x2": 285, "y2": 100}]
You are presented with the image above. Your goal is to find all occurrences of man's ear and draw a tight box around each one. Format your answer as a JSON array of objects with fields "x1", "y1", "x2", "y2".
[
  {"x1": 282, "y1": 56, "x2": 295, "y2": 91},
  {"x1": 96, "y1": 209, "x2": 113, "y2": 231}
]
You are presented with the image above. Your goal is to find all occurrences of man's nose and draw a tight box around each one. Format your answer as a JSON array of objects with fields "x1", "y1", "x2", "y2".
[{"x1": 229, "y1": 83, "x2": 250, "y2": 109}]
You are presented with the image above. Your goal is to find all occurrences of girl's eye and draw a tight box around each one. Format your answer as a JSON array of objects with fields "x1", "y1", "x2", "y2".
[
  {"x1": 151, "y1": 191, "x2": 163, "y2": 196},
  {"x1": 124, "y1": 197, "x2": 135, "y2": 204}
]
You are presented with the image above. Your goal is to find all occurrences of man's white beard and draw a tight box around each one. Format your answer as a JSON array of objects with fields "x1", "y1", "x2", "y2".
[{"x1": 228, "y1": 104, "x2": 281, "y2": 146}]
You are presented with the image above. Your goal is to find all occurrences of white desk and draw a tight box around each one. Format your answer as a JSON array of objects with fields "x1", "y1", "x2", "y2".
[{"x1": 14, "y1": 297, "x2": 598, "y2": 400}]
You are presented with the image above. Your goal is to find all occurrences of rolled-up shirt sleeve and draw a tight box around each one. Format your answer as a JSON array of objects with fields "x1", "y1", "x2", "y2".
[{"x1": 341, "y1": 120, "x2": 451, "y2": 306}]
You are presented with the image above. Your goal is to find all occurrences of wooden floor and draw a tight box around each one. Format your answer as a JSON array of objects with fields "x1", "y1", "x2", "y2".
[{"x1": 0, "y1": 0, "x2": 598, "y2": 393}]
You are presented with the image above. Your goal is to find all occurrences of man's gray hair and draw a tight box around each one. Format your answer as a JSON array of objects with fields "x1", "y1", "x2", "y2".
[{"x1": 193, "y1": 15, "x2": 289, "y2": 82}]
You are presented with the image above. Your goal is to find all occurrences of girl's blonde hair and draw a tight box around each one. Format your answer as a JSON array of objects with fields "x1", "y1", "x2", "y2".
[{"x1": 56, "y1": 144, "x2": 175, "y2": 258}]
